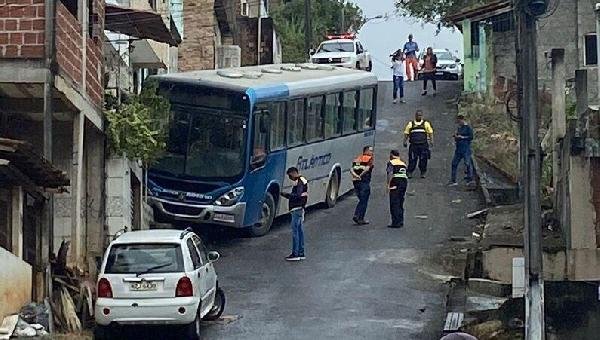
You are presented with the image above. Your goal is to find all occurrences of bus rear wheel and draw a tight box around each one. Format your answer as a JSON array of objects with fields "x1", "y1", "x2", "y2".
[
  {"x1": 325, "y1": 171, "x2": 340, "y2": 208},
  {"x1": 249, "y1": 193, "x2": 275, "y2": 237}
]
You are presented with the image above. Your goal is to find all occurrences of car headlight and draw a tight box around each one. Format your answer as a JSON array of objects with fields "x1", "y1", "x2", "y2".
[
  {"x1": 448, "y1": 64, "x2": 457, "y2": 69},
  {"x1": 341, "y1": 57, "x2": 351, "y2": 62},
  {"x1": 214, "y1": 187, "x2": 244, "y2": 206}
]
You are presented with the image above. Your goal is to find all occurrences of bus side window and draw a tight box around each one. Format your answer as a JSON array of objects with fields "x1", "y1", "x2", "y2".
[
  {"x1": 358, "y1": 88, "x2": 374, "y2": 131},
  {"x1": 269, "y1": 102, "x2": 286, "y2": 150},
  {"x1": 342, "y1": 91, "x2": 357, "y2": 134},
  {"x1": 306, "y1": 96, "x2": 324, "y2": 142},
  {"x1": 287, "y1": 99, "x2": 305, "y2": 146},
  {"x1": 252, "y1": 110, "x2": 268, "y2": 169},
  {"x1": 325, "y1": 93, "x2": 342, "y2": 138}
]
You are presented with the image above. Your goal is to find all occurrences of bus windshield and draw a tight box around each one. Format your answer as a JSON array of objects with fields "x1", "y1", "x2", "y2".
[{"x1": 152, "y1": 107, "x2": 247, "y2": 180}]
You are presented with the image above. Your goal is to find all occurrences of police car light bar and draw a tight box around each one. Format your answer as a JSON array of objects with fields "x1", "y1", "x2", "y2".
[{"x1": 326, "y1": 33, "x2": 356, "y2": 40}]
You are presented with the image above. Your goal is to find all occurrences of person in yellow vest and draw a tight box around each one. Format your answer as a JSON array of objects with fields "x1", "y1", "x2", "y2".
[
  {"x1": 386, "y1": 150, "x2": 409, "y2": 228},
  {"x1": 403, "y1": 110, "x2": 434, "y2": 178},
  {"x1": 350, "y1": 146, "x2": 374, "y2": 225}
]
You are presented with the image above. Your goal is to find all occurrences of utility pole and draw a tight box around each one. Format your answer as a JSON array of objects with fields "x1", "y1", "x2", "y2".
[
  {"x1": 257, "y1": 0, "x2": 262, "y2": 65},
  {"x1": 595, "y1": 3, "x2": 600, "y2": 101},
  {"x1": 516, "y1": 0, "x2": 545, "y2": 338},
  {"x1": 341, "y1": 5, "x2": 345, "y2": 32},
  {"x1": 304, "y1": 0, "x2": 312, "y2": 58}
]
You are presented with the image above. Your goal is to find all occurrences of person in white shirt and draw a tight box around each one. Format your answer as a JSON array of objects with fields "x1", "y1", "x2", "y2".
[{"x1": 391, "y1": 53, "x2": 406, "y2": 104}]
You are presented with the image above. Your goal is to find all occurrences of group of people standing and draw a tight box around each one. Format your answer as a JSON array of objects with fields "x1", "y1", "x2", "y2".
[
  {"x1": 349, "y1": 111, "x2": 474, "y2": 229},
  {"x1": 391, "y1": 33, "x2": 439, "y2": 103}
]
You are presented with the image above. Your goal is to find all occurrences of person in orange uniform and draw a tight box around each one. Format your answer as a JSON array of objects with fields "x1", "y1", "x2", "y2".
[
  {"x1": 351, "y1": 146, "x2": 374, "y2": 225},
  {"x1": 386, "y1": 150, "x2": 409, "y2": 228}
]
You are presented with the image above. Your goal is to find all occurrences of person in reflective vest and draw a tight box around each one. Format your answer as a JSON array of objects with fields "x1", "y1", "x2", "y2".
[
  {"x1": 350, "y1": 146, "x2": 374, "y2": 225},
  {"x1": 386, "y1": 150, "x2": 409, "y2": 228},
  {"x1": 403, "y1": 110, "x2": 434, "y2": 178}
]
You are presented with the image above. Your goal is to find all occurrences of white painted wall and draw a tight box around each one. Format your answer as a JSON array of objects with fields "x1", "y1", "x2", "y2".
[{"x1": 0, "y1": 247, "x2": 32, "y2": 320}]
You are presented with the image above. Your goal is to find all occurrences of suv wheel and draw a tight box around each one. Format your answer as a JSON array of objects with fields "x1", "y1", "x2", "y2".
[
  {"x1": 183, "y1": 311, "x2": 202, "y2": 339},
  {"x1": 203, "y1": 287, "x2": 226, "y2": 321},
  {"x1": 248, "y1": 193, "x2": 275, "y2": 237}
]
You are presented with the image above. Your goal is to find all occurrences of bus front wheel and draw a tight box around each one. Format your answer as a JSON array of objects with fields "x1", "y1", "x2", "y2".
[
  {"x1": 325, "y1": 171, "x2": 340, "y2": 208},
  {"x1": 249, "y1": 193, "x2": 275, "y2": 237}
]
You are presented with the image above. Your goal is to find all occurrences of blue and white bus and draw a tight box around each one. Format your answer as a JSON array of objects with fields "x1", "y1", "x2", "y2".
[{"x1": 147, "y1": 64, "x2": 378, "y2": 236}]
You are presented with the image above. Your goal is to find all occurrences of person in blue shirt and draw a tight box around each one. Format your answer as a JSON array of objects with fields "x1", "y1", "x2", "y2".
[
  {"x1": 403, "y1": 34, "x2": 419, "y2": 81},
  {"x1": 449, "y1": 113, "x2": 474, "y2": 186}
]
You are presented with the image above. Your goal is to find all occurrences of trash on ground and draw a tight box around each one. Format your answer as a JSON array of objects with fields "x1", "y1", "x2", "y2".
[
  {"x1": 467, "y1": 209, "x2": 488, "y2": 219},
  {"x1": 451, "y1": 199, "x2": 462, "y2": 204},
  {"x1": 415, "y1": 215, "x2": 428, "y2": 219},
  {"x1": 472, "y1": 232, "x2": 481, "y2": 240},
  {"x1": 0, "y1": 315, "x2": 19, "y2": 340}
]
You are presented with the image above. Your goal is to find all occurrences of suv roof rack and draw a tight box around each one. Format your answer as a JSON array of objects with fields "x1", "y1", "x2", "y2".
[{"x1": 180, "y1": 227, "x2": 193, "y2": 239}]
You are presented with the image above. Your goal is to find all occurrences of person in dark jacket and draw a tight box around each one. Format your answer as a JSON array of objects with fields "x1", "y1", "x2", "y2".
[
  {"x1": 449, "y1": 113, "x2": 474, "y2": 186},
  {"x1": 281, "y1": 167, "x2": 308, "y2": 261},
  {"x1": 351, "y1": 146, "x2": 374, "y2": 225},
  {"x1": 403, "y1": 110, "x2": 434, "y2": 178},
  {"x1": 386, "y1": 150, "x2": 409, "y2": 228}
]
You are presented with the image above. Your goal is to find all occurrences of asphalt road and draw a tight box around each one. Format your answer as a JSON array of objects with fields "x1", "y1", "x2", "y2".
[{"x1": 196, "y1": 80, "x2": 482, "y2": 340}]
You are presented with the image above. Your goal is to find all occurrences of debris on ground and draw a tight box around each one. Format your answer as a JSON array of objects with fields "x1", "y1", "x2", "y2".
[
  {"x1": 467, "y1": 209, "x2": 488, "y2": 219},
  {"x1": 452, "y1": 199, "x2": 462, "y2": 204},
  {"x1": 50, "y1": 240, "x2": 94, "y2": 333},
  {"x1": 415, "y1": 215, "x2": 429, "y2": 219},
  {"x1": 0, "y1": 315, "x2": 19, "y2": 340}
]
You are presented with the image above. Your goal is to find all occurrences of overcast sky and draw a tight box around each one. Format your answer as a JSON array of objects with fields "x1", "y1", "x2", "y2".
[{"x1": 348, "y1": 0, "x2": 464, "y2": 80}]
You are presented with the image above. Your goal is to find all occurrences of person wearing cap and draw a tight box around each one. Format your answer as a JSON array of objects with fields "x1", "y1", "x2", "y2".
[
  {"x1": 449, "y1": 113, "x2": 474, "y2": 186},
  {"x1": 386, "y1": 150, "x2": 409, "y2": 228},
  {"x1": 403, "y1": 34, "x2": 419, "y2": 81}
]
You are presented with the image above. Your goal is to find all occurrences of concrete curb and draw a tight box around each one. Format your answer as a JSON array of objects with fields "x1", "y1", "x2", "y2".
[{"x1": 472, "y1": 155, "x2": 493, "y2": 206}]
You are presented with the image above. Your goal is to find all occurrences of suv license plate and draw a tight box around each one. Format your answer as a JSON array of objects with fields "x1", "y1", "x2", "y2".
[
  {"x1": 436, "y1": 72, "x2": 444, "y2": 76},
  {"x1": 130, "y1": 282, "x2": 157, "y2": 291}
]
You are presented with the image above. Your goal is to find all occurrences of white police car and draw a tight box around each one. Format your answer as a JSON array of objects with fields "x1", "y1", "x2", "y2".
[
  {"x1": 310, "y1": 33, "x2": 373, "y2": 71},
  {"x1": 94, "y1": 229, "x2": 225, "y2": 339}
]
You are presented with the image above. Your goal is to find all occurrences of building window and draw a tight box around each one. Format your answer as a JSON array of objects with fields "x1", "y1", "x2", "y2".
[
  {"x1": 241, "y1": 0, "x2": 249, "y2": 16},
  {"x1": 585, "y1": 34, "x2": 598, "y2": 66},
  {"x1": 470, "y1": 21, "x2": 480, "y2": 58},
  {"x1": 60, "y1": 0, "x2": 78, "y2": 18}
]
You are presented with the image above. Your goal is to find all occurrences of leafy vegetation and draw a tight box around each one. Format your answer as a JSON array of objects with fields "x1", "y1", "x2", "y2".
[
  {"x1": 395, "y1": 0, "x2": 488, "y2": 24},
  {"x1": 104, "y1": 80, "x2": 171, "y2": 165},
  {"x1": 272, "y1": 0, "x2": 365, "y2": 63}
]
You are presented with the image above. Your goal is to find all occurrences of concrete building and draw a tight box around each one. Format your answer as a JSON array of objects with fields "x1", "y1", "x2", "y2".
[
  {"x1": 447, "y1": 0, "x2": 599, "y2": 101},
  {"x1": 179, "y1": 0, "x2": 282, "y2": 71},
  {"x1": 103, "y1": 0, "x2": 181, "y2": 238},
  {"x1": 0, "y1": 0, "x2": 106, "y2": 318}
]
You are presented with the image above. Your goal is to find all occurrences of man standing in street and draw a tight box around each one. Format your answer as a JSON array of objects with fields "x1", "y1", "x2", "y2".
[
  {"x1": 403, "y1": 110, "x2": 434, "y2": 178},
  {"x1": 403, "y1": 34, "x2": 419, "y2": 81},
  {"x1": 387, "y1": 150, "x2": 408, "y2": 228},
  {"x1": 449, "y1": 113, "x2": 474, "y2": 186},
  {"x1": 281, "y1": 167, "x2": 308, "y2": 261},
  {"x1": 421, "y1": 47, "x2": 438, "y2": 96},
  {"x1": 351, "y1": 146, "x2": 374, "y2": 225}
]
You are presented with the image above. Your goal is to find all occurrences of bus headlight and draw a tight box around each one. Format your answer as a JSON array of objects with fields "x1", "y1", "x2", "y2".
[{"x1": 214, "y1": 187, "x2": 245, "y2": 206}]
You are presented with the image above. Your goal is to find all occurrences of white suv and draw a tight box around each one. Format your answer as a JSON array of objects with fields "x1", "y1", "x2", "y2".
[
  {"x1": 310, "y1": 34, "x2": 373, "y2": 71},
  {"x1": 94, "y1": 229, "x2": 225, "y2": 339}
]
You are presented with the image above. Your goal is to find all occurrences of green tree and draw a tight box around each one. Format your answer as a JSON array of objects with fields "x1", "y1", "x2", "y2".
[
  {"x1": 105, "y1": 80, "x2": 171, "y2": 165},
  {"x1": 395, "y1": 0, "x2": 487, "y2": 24},
  {"x1": 272, "y1": 0, "x2": 365, "y2": 63}
]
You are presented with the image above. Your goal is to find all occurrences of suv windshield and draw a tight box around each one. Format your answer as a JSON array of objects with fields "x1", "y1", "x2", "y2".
[
  {"x1": 318, "y1": 42, "x2": 354, "y2": 53},
  {"x1": 152, "y1": 107, "x2": 247, "y2": 180},
  {"x1": 436, "y1": 51, "x2": 453, "y2": 60},
  {"x1": 105, "y1": 244, "x2": 184, "y2": 274}
]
